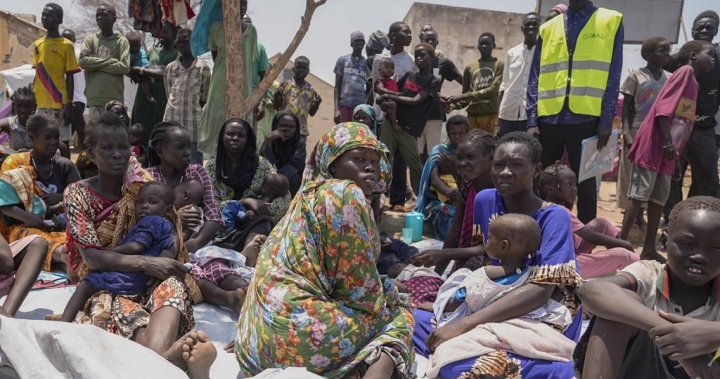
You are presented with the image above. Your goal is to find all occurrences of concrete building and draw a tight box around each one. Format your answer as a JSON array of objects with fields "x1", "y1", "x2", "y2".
[
  {"x1": 0, "y1": 10, "x2": 44, "y2": 71},
  {"x1": 268, "y1": 54, "x2": 335, "y2": 154},
  {"x1": 403, "y1": 2, "x2": 525, "y2": 97}
]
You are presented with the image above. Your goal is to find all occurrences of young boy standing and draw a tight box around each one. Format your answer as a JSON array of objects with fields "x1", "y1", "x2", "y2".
[
  {"x1": 617, "y1": 37, "x2": 671, "y2": 222},
  {"x1": 33, "y1": 3, "x2": 79, "y2": 129},
  {"x1": 450, "y1": 32, "x2": 504, "y2": 135},
  {"x1": 377, "y1": 43, "x2": 442, "y2": 194},
  {"x1": 274, "y1": 56, "x2": 321, "y2": 137},
  {"x1": 79, "y1": 4, "x2": 130, "y2": 127},
  {"x1": 498, "y1": 13, "x2": 540, "y2": 136},
  {"x1": 333, "y1": 31, "x2": 366, "y2": 123},
  {"x1": 163, "y1": 28, "x2": 210, "y2": 164},
  {"x1": 620, "y1": 40, "x2": 715, "y2": 262}
]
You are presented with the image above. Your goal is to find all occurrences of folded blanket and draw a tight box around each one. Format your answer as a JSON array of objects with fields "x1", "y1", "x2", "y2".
[{"x1": 426, "y1": 318, "x2": 576, "y2": 379}]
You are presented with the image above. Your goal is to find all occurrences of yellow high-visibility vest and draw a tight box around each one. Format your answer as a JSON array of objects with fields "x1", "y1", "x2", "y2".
[{"x1": 537, "y1": 8, "x2": 622, "y2": 117}]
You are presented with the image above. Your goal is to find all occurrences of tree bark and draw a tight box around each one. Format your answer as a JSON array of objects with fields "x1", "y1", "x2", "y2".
[
  {"x1": 222, "y1": 0, "x2": 244, "y2": 118},
  {"x1": 221, "y1": 0, "x2": 327, "y2": 120}
]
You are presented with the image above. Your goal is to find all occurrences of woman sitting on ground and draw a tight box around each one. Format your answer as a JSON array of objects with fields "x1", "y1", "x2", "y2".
[
  {"x1": 75, "y1": 100, "x2": 130, "y2": 179},
  {"x1": 412, "y1": 115, "x2": 469, "y2": 240},
  {"x1": 146, "y1": 121, "x2": 223, "y2": 253},
  {"x1": 63, "y1": 112, "x2": 215, "y2": 378},
  {"x1": 0, "y1": 114, "x2": 81, "y2": 274},
  {"x1": 206, "y1": 118, "x2": 290, "y2": 251},
  {"x1": 413, "y1": 132, "x2": 582, "y2": 378},
  {"x1": 236, "y1": 122, "x2": 414, "y2": 378},
  {"x1": 260, "y1": 111, "x2": 306, "y2": 196}
]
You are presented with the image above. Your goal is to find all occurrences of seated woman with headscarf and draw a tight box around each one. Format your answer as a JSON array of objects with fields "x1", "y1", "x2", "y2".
[
  {"x1": 412, "y1": 115, "x2": 469, "y2": 240},
  {"x1": 236, "y1": 122, "x2": 415, "y2": 378},
  {"x1": 260, "y1": 111, "x2": 306, "y2": 195},
  {"x1": 206, "y1": 119, "x2": 290, "y2": 252}
]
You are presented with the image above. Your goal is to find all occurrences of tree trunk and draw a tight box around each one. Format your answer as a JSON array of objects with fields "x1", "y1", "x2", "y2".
[
  {"x1": 222, "y1": 0, "x2": 245, "y2": 118},
  {"x1": 220, "y1": 0, "x2": 327, "y2": 121}
]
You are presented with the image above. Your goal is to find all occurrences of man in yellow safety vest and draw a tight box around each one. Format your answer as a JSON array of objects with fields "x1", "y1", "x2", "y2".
[{"x1": 526, "y1": 0, "x2": 624, "y2": 224}]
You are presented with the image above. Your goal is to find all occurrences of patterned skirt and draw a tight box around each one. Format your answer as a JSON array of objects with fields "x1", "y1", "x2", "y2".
[{"x1": 75, "y1": 276, "x2": 194, "y2": 339}]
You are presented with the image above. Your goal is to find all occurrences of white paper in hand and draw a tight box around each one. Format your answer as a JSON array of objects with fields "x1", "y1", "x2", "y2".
[{"x1": 578, "y1": 129, "x2": 620, "y2": 183}]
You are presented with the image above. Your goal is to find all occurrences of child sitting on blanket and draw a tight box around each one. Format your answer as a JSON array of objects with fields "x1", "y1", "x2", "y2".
[
  {"x1": 61, "y1": 182, "x2": 179, "y2": 322},
  {"x1": 174, "y1": 179, "x2": 205, "y2": 241},
  {"x1": 433, "y1": 213, "x2": 572, "y2": 330},
  {"x1": 540, "y1": 162, "x2": 639, "y2": 278}
]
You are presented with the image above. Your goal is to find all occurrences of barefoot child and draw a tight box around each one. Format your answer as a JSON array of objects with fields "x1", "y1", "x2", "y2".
[
  {"x1": 620, "y1": 40, "x2": 716, "y2": 262},
  {"x1": 426, "y1": 213, "x2": 575, "y2": 378},
  {"x1": 540, "y1": 162, "x2": 638, "y2": 278},
  {"x1": 374, "y1": 57, "x2": 402, "y2": 129},
  {"x1": 60, "y1": 181, "x2": 178, "y2": 322},
  {"x1": 577, "y1": 196, "x2": 720, "y2": 379}
]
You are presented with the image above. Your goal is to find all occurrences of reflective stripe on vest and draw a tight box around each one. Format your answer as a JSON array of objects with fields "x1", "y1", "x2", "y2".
[{"x1": 537, "y1": 8, "x2": 622, "y2": 117}]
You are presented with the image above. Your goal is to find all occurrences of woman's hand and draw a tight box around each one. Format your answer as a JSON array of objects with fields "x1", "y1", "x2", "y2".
[
  {"x1": 242, "y1": 198, "x2": 270, "y2": 216},
  {"x1": 410, "y1": 249, "x2": 448, "y2": 267},
  {"x1": 650, "y1": 311, "x2": 720, "y2": 360},
  {"x1": 426, "y1": 322, "x2": 468, "y2": 352},
  {"x1": 265, "y1": 130, "x2": 284, "y2": 142},
  {"x1": 177, "y1": 205, "x2": 203, "y2": 230},
  {"x1": 141, "y1": 256, "x2": 188, "y2": 280}
]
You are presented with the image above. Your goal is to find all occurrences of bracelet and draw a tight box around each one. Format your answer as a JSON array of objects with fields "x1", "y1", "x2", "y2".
[{"x1": 662, "y1": 144, "x2": 674, "y2": 149}]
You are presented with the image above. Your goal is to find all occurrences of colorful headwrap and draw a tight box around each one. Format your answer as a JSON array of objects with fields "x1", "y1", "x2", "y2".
[
  {"x1": 302, "y1": 122, "x2": 390, "y2": 194},
  {"x1": 352, "y1": 104, "x2": 376, "y2": 123}
]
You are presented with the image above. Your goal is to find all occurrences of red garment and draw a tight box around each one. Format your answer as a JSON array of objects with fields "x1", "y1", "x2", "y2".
[
  {"x1": 401, "y1": 276, "x2": 444, "y2": 306},
  {"x1": 627, "y1": 65, "x2": 698, "y2": 175},
  {"x1": 159, "y1": 0, "x2": 196, "y2": 26},
  {"x1": 376, "y1": 78, "x2": 400, "y2": 94}
]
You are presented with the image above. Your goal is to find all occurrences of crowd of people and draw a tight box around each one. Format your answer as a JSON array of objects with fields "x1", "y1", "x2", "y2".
[{"x1": 0, "y1": 0, "x2": 719, "y2": 378}]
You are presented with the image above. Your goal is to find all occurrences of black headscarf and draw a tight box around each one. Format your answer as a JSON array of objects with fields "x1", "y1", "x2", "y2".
[
  {"x1": 265, "y1": 111, "x2": 302, "y2": 168},
  {"x1": 215, "y1": 118, "x2": 258, "y2": 198}
]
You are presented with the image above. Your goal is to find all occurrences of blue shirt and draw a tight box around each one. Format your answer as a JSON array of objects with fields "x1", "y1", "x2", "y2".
[{"x1": 526, "y1": 1, "x2": 624, "y2": 129}]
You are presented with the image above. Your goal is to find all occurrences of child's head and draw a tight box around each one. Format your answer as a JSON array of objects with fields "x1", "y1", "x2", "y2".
[
  {"x1": 477, "y1": 32, "x2": 496, "y2": 59},
  {"x1": 27, "y1": 114, "x2": 60, "y2": 157},
  {"x1": 456, "y1": 129, "x2": 495, "y2": 183},
  {"x1": 104, "y1": 100, "x2": 129, "y2": 126},
  {"x1": 261, "y1": 173, "x2": 290, "y2": 202},
  {"x1": 126, "y1": 31, "x2": 142, "y2": 54},
  {"x1": 485, "y1": 214, "x2": 541, "y2": 265},
  {"x1": 378, "y1": 58, "x2": 395, "y2": 79},
  {"x1": 95, "y1": 4, "x2": 117, "y2": 34},
  {"x1": 640, "y1": 37, "x2": 670, "y2": 67},
  {"x1": 129, "y1": 123, "x2": 144, "y2": 146},
  {"x1": 61, "y1": 28, "x2": 76, "y2": 43},
  {"x1": 678, "y1": 40, "x2": 716, "y2": 74},
  {"x1": 174, "y1": 179, "x2": 203, "y2": 209},
  {"x1": 175, "y1": 28, "x2": 193, "y2": 58},
  {"x1": 414, "y1": 43, "x2": 435, "y2": 70},
  {"x1": 293, "y1": 56, "x2": 310, "y2": 82},
  {"x1": 666, "y1": 196, "x2": 720, "y2": 287},
  {"x1": 445, "y1": 115, "x2": 469, "y2": 148},
  {"x1": 437, "y1": 155, "x2": 458, "y2": 177},
  {"x1": 41, "y1": 3, "x2": 63, "y2": 30},
  {"x1": 692, "y1": 10, "x2": 719, "y2": 42},
  {"x1": 521, "y1": 13, "x2": 541, "y2": 42},
  {"x1": 539, "y1": 162, "x2": 577, "y2": 209},
  {"x1": 136, "y1": 181, "x2": 174, "y2": 219},
  {"x1": 420, "y1": 30, "x2": 439, "y2": 49},
  {"x1": 11, "y1": 86, "x2": 37, "y2": 126},
  {"x1": 148, "y1": 121, "x2": 192, "y2": 169}
]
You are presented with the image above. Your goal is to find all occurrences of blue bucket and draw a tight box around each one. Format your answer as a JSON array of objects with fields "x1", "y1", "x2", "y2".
[{"x1": 405, "y1": 212, "x2": 424, "y2": 242}]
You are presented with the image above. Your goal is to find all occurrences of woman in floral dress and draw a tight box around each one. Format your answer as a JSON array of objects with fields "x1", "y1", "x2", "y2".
[{"x1": 236, "y1": 122, "x2": 415, "y2": 378}]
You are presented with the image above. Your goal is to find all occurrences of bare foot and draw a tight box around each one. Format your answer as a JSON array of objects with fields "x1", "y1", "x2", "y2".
[
  {"x1": 163, "y1": 330, "x2": 199, "y2": 370},
  {"x1": 230, "y1": 288, "x2": 246, "y2": 315},
  {"x1": 182, "y1": 330, "x2": 217, "y2": 379},
  {"x1": 640, "y1": 249, "x2": 667, "y2": 264}
]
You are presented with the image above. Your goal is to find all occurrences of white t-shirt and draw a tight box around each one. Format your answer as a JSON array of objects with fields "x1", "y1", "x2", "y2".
[{"x1": 72, "y1": 48, "x2": 86, "y2": 104}]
